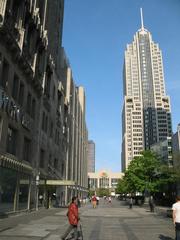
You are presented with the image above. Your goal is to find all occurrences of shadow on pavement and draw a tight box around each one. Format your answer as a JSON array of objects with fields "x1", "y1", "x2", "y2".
[
  {"x1": 159, "y1": 234, "x2": 174, "y2": 240},
  {"x1": 0, "y1": 212, "x2": 8, "y2": 219}
]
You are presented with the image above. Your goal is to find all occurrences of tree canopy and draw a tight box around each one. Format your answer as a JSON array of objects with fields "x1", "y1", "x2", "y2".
[{"x1": 116, "y1": 150, "x2": 177, "y2": 195}]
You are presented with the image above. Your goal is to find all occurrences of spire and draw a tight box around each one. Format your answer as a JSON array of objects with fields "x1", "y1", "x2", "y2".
[{"x1": 140, "y1": 8, "x2": 144, "y2": 30}]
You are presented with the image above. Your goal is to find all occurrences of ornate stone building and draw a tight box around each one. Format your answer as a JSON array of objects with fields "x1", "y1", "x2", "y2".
[{"x1": 0, "y1": 0, "x2": 88, "y2": 213}]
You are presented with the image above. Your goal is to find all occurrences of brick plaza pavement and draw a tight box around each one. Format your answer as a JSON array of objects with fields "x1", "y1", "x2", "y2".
[{"x1": 0, "y1": 199, "x2": 175, "y2": 240}]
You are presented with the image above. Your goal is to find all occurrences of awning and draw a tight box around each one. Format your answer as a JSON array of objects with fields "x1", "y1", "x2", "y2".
[
  {"x1": 0, "y1": 153, "x2": 33, "y2": 174},
  {"x1": 46, "y1": 180, "x2": 75, "y2": 186}
]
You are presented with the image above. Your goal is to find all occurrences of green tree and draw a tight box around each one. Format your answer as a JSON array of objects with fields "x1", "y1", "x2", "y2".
[
  {"x1": 117, "y1": 150, "x2": 177, "y2": 196},
  {"x1": 96, "y1": 188, "x2": 110, "y2": 197},
  {"x1": 116, "y1": 179, "x2": 129, "y2": 194}
]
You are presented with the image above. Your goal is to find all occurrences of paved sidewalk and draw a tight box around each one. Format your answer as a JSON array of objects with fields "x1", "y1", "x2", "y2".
[{"x1": 0, "y1": 199, "x2": 175, "y2": 240}]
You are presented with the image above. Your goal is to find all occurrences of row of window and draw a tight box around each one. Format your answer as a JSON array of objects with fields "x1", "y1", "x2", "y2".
[
  {"x1": 6, "y1": 124, "x2": 62, "y2": 170},
  {"x1": 0, "y1": 57, "x2": 37, "y2": 119},
  {"x1": 41, "y1": 111, "x2": 62, "y2": 146},
  {"x1": 6, "y1": 126, "x2": 31, "y2": 162}
]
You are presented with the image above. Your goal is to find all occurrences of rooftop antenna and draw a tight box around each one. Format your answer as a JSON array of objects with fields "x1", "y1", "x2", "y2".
[{"x1": 140, "y1": 8, "x2": 144, "y2": 30}]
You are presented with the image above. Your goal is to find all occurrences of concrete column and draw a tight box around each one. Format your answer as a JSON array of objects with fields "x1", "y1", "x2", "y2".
[
  {"x1": 27, "y1": 177, "x2": 32, "y2": 210},
  {"x1": 13, "y1": 173, "x2": 20, "y2": 212},
  {"x1": 97, "y1": 178, "x2": 99, "y2": 188}
]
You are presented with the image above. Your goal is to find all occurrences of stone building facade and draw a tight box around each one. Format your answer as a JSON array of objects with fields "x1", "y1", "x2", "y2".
[
  {"x1": 0, "y1": 0, "x2": 88, "y2": 213},
  {"x1": 60, "y1": 48, "x2": 88, "y2": 203}
]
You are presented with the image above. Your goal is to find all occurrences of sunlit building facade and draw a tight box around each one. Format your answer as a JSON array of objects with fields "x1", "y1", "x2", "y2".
[
  {"x1": 121, "y1": 10, "x2": 172, "y2": 171},
  {"x1": 88, "y1": 170, "x2": 123, "y2": 192},
  {"x1": 87, "y1": 140, "x2": 95, "y2": 172}
]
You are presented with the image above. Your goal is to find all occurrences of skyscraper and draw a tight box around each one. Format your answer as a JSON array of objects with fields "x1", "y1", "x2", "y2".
[
  {"x1": 88, "y1": 140, "x2": 95, "y2": 172},
  {"x1": 121, "y1": 9, "x2": 172, "y2": 171}
]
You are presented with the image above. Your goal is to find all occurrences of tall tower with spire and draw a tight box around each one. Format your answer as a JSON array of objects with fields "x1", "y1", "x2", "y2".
[{"x1": 121, "y1": 9, "x2": 172, "y2": 171}]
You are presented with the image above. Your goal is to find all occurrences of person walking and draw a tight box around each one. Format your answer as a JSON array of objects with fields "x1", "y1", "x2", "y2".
[
  {"x1": 129, "y1": 197, "x2": 133, "y2": 209},
  {"x1": 96, "y1": 196, "x2": 100, "y2": 206},
  {"x1": 108, "y1": 196, "x2": 112, "y2": 204},
  {"x1": 91, "y1": 195, "x2": 97, "y2": 208},
  {"x1": 172, "y1": 196, "x2": 180, "y2": 240},
  {"x1": 61, "y1": 196, "x2": 79, "y2": 240},
  {"x1": 149, "y1": 195, "x2": 155, "y2": 212}
]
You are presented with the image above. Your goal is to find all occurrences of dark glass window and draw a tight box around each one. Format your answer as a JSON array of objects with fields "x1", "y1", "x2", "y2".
[
  {"x1": 18, "y1": 82, "x2": 24, "y2": 106},
  {"x1": 44, "y1": 69, "x2": 51, "y2": 98},
  {"x1": 42, "y1": 112, "x2": 48, "y2": 133},
  {"x1": 26, "y1": 93, "x2": 32, "y2": 115},
  {"x1": 23, "y1": 137, "x2": 31, "y2": 162},
  {"x1": 31, "y1": 98, "x2": 36, "y2": 119},
  {"x1": 61, "y1": 163, "x2": 64, "y2": 177},
  {"x1": 12, "y1": 74, "x2": 19, "y2": 100},
  {"x1": 50, "y1": 121, "x2": 53, "y2": 138},
  {"x1": 54, "y1": 158, "x2": 58, "y2": 169},
  {"x1": 53, "y1": 85, "x2": 55, "y2": 100},
  {"x1": 6, "y1": 126, "x2": 17, "y2": 155},
  {"x1": 1, "y1": 59, "x2": 9, "y2": 88},
  {"x1": 39, "y1": 149, "x2": 45, "y2": 168}
]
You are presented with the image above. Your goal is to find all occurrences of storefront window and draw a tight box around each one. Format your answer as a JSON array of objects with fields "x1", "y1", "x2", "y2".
[
  {"x1": 19, "y1": 174, "x2": 30, "y2": 210},
  {"x1": 0, "y1": 167, "x2": 31, "y2": 213},
  {"x1": 0, "y1": 167, "x2": 17, "y2": 213}
]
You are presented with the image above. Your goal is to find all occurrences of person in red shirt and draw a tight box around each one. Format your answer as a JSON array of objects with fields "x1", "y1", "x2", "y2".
[
  {"x1": 61, "y1": 196, "x2": 79, "y2": 240},
  {"x1": 91, "y1": 195, "x2": 97, "y2": 208}
]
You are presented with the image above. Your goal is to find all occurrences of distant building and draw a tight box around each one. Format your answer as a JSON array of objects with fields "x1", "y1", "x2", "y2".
[
  {"x1": 150, "y1": 137, "x2": 173, "y2": 166},
  {"x1": 172, "y1": 124, "x2": 180, "y2": 195},
  {"x1": 87, "y1": 140, "x2": 95, "y2": 172},
  {"x1": 88, "y1": 170, "x2": 123, "y2": 194},
  {"x1": 172, "y1": 124, "x2": 180, "y2": 166},
  {"x1": 121, "y1": 9, "x2": 172, "y2": 171}
]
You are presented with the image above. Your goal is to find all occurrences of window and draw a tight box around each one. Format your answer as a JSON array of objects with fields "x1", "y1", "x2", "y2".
[
  {"x1": 12, "y1": 74, "x2": 19, "y2": 100},
  {"x1": 61, "y1": 163, "x2": 64, "y2": 177},
  {"x1": 54, "y1": 158, "x2": 58, "y2": 169},
  {"x1": 6, "y1": 126, "x2": 17, "y2": 155},
  {"x1": 31, "y1": 98, "x2": 36, "y2": 119},
  {"x1": 26, "y1": 93, "x2": 32, "y2": 115},
  {"x1": 1, "y1": 59, "x2": 9, "y2": 88},
  {"x1": 39, "y1": 149, "x2": 45, "y2": 168},
  {"x1": 57, "y1": 90, "x2": 62, "y2": 109},
  {"x1": 42, "y1": 112, "x2": 45, "y2": 131},
  {"x1": 44, "y1": 68, "x2": 51, "y2": 98},
  {"x1": 42, "y1": 112, "x2": 48, "y2": 133},
  {"x1": 23, "y1": 137, "x2": 31, "y2": 162},
  {"x1": 50, "y1": 121, "x2": 53, "y2": 138},
  {"x1": 52, "y1": 85, "x2": 55, "y2": 100},
  {"x1": 18, "y1": 82, "x2": 24, "y2": 106}
]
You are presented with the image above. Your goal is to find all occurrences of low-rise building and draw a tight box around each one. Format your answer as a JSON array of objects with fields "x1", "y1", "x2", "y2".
[{"x1": 88, "y1": 170, "x2": 123, "y2": 195}]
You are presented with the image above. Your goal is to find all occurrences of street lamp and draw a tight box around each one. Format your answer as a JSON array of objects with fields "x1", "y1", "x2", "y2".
[{"x1": 36, "y1": 173, "x2": 40, "y2": 211}]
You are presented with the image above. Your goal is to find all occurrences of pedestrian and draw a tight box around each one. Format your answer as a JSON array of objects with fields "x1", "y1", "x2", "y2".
[
  {"x1": 172, "y1": 196, "x2": 180, "y2": 240},
  {"x1": 129, "y1": 197, "x2": 133, "y2": 209},
  {"x1": 39, "y1": 195, "x2": 43, "y2": 205},
  {"x1": 96, "y1": 196, "x2": 100, "y2": 206},
  {"x1": 91, "y1": 195, "x2": 97, "y2": 208},
  {"x1": 108, "y1": 196, "x2": 112, "y2": 204},
  {"x1": 77, "y1": 196, "x2": 81, "y2": 208},
  {"x1": 61, "y1": 196, "x2": 80, "y2": 240},
  {"x1": 149, "y1": 196, "x2": 155, "y2": 212}
]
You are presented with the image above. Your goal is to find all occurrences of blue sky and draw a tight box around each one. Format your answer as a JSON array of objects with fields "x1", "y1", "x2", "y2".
[{"x1": 62, "y1": 0, "x2": 180, "y2": 172}]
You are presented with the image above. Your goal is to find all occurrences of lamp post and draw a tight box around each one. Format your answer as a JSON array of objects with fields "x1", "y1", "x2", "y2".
[{"x1": 35, "y1": 173, "x2": 40, "y2": 211}]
